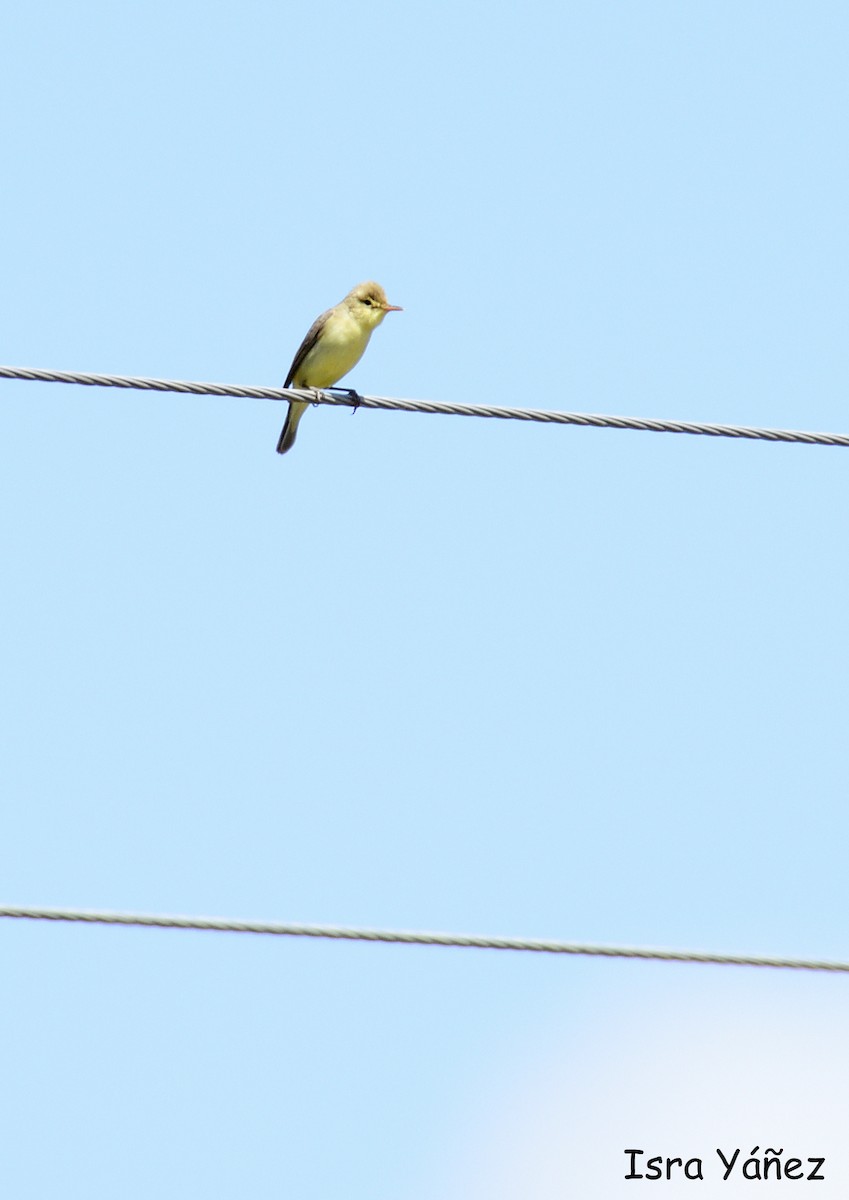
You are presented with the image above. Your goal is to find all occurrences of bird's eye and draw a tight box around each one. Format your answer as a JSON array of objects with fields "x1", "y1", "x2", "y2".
[{"x1": 362, "y1": 297, "x2": 373, "y2": 306}]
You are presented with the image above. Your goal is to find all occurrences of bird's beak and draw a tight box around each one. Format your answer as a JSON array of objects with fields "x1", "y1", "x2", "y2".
[{"x1": 383, "y1": 303, "x2": 403, "y2": 312}]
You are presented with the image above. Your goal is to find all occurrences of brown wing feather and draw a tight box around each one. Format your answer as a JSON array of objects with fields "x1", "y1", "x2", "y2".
[{"x1": 284, "y1": 308, "x2": 332, "y2": 387}]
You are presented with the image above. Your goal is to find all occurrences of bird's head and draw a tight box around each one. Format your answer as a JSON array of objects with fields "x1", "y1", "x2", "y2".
[{"x1": 347, "y1": 281, "x2": 403, "y2": 328}]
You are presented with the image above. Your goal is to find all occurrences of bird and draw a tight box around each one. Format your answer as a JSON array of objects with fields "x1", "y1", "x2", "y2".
[{"x1": 276, "y1": 281, "x2": 402, "y2": 454}]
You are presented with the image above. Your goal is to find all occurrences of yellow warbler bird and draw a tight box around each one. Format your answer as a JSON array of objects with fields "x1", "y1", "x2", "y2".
[{"x1": 276, "y1": 281, "x2": 402, "y2": 454}]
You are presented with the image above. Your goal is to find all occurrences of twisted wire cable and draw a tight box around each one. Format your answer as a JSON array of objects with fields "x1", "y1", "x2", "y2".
[
  {"x1": 1, "y1": 904, "x2": 847, "y2": 973},
  {"x1": 2, "y1": 365, "x2": 848, "y2": 447}
]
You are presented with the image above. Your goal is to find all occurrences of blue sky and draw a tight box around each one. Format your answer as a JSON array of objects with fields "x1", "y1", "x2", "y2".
[{"x1": 2, "y1": 2, "x2": 848, "y2": 1196}]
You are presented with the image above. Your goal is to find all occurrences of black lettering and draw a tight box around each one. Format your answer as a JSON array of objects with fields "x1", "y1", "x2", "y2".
[
  {"x1": 645, "y1": 1156, "x2": 662, "y2": 1180},
  {"x1": 807, "y1": 1157, "x2": 825, "y2": 1182},
  {"x1": 624, "y1": 1149, "x2": 643, "y2": 1180},
  {"x1": 743, "y1": 1147, "x2": 762, "y2": 1181},
  {"x1": 716, "y1": 1148, "x2": 740, "y2": 1180},
  {"x1": 684, "y1": 1157, "x2": 703, "y2": 1180},
  {"x1": 763, "y1": 1148, "x2": 783, "y2": 1180}
]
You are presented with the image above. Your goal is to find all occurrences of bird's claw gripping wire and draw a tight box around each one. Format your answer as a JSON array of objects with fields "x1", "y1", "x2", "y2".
[{"x1": 328, "y1": 386, "x2": 363, "y2": 415}]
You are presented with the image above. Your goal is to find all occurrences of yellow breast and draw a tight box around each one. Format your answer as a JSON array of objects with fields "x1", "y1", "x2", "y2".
[{"x1": 293, "y1": 309, "x2": 373, "y2": 388}]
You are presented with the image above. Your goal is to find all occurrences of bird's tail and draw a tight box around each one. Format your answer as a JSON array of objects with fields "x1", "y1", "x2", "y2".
[{"x1": 276, "y1": 399, "x2": 309, "y2": 455}]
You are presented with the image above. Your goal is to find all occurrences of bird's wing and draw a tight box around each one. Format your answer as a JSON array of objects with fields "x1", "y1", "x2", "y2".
[{"x1": 284, "y1": 307, "x2": 333, "y2": 387}]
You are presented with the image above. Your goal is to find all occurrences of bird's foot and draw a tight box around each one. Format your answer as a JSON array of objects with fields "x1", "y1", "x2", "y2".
[
  {"x1": 328, "y1": 386, "x2": 363, "y2": 415},
  {"x1": 311, "y1": 387, "x2": 323, "y2": 407}
]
